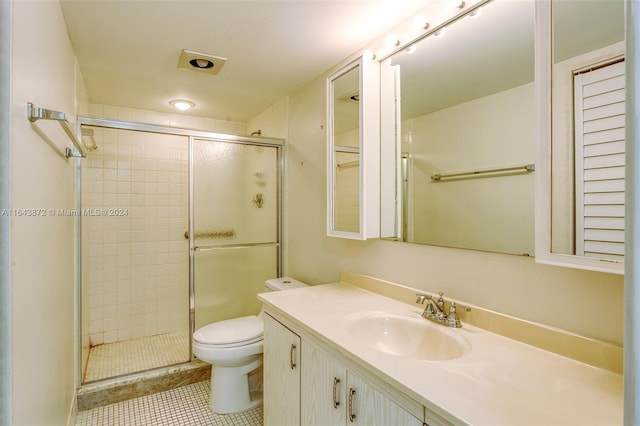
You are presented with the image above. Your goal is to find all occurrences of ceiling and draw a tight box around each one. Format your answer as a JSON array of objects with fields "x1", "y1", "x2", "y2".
[{"x1": 60, "y1": 0, "x2": 429, "y2": 123}]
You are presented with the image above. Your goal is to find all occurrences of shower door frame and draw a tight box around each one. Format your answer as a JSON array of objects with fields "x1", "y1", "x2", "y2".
[{"x1": 76, "y1": 116, "x2": 284, "y2": 384}]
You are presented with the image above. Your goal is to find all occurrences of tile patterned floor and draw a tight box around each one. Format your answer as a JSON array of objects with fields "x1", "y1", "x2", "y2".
[
  {"x1": 84, "y1": 331, "x2": 190, "y2": 382},
  {"x1": 76, "y1": 380, "x2": 263, "y2": 426}
]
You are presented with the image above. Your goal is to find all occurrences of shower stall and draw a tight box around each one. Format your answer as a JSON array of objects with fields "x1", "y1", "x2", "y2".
[{"x1": 78, "y1": 118, "x2": 282, "y2": 384}]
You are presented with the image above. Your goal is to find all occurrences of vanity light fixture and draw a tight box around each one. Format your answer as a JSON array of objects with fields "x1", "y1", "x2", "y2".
[
  {"x1": 371, "y1": 0, "x2": 474, "y2": 60},
  {"x1": 169, "y1": 99, "x2": 196, "y2": 111},
  {"x1": 385, "y1": 35, "x2": 401, "y2": 48},
  {"x1": 363, "y1": 49, "x2": 377, "y2": 61},
  {"x1": 413, "y1": 16, "x2": 430, "y2": 31}
]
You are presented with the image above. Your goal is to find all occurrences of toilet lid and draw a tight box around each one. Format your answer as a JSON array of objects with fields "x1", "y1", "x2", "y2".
[{"x1": 194, "y1": 315, "x2": 263, "y2": 346}]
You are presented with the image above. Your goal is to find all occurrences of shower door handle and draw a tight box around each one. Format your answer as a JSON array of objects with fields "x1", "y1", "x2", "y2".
[{"x1": 193, "y1": 242, "x2": 280, "y2": 252}]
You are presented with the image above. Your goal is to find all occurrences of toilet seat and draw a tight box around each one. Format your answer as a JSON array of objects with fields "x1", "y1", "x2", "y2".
[{"x1": 194, "y1": 315, "x2": 263, "y2": 348}]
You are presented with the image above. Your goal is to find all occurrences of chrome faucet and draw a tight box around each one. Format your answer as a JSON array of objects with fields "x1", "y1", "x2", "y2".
[{"x1": 415, "y1": 292, "x2": 471, "y2": 328}]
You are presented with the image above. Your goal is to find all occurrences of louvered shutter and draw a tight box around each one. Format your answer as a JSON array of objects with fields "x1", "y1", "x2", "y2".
[{"x1": 574, "y1": 59, "x2": 625, "y2": 259}]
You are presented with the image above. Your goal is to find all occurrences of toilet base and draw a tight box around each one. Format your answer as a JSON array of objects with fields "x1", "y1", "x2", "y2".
[{"x1": 209, "y1": 355, "x2": 263, "y2": 414}]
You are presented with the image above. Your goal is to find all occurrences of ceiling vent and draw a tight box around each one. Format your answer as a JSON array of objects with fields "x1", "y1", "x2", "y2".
[{"x1": 178, "y1": 49, "x2": 227, "y2": 75}]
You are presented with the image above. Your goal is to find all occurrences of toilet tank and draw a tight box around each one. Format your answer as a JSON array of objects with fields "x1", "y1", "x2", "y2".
[{"x1": 264, "y1": 277, "x2": 308, "y2": 292}]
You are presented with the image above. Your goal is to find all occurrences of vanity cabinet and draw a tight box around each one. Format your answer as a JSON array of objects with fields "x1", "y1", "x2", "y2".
[
  {"x1": 263, "y1": 313, "x2": 301, "y2": 426},
  {"x1": 264, "y1": 310, "x2": 428, "y2": 426},
  {"x1": 301, "y1": 339, "x2": 422, "y2": 426}
]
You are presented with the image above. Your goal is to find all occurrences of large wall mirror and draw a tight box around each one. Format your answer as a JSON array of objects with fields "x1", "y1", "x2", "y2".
[
  {"x1": 536, "y1": 0, "x2": 625, "y2": 274},
  {"x1": 380, "y1": 0, "x2": 536, "y2": 256}
]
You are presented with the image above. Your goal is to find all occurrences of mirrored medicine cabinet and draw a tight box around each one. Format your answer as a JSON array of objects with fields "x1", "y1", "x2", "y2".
[
  {"x1": 326, "y1": 55, "x2": 380, "y2": 240},
  {"x1": 536, "y1": 0, "x2": 625, "y2": 274},
  {"x1": 379, "y1": 0, "x2": 537, "y2": 256},
  {"x1": 326, "y1": 0, "x2": 626, "y2": 275}
]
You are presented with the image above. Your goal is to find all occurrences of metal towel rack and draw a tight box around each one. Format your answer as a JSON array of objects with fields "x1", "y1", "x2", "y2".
[
  {"x1": 430, "y1": 163, "x2": 535, "y2": 182},
  {"x1": 27, "y1": 102, "x2": 86, "y2": 158},
  {"x1": 184, "y1": 229, "x2": 236, "y2": 240}
]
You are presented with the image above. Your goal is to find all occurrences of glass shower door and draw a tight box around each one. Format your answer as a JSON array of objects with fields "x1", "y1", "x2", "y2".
[{"x1": 192, "y1": 138, "x2": 281, "y2": 331}]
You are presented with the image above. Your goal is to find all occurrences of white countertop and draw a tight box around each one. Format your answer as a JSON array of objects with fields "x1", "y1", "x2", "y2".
[{"x1": 258, "y1": 282, "x2": 623, "y2": 426}]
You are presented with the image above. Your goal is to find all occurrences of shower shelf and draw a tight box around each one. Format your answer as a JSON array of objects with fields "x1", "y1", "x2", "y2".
[{"x1": 27, "y1": 102, "x2": 86, "y2": 158}]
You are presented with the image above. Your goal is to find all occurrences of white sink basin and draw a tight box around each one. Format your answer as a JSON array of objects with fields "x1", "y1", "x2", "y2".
[{"x1": 343, "y1": 311, "x2": 471, "y2": 361}]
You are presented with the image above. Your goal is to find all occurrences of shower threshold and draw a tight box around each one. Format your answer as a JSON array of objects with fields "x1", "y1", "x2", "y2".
[{"x1": 77, "y1": 359, "x2": 211, "y2": 411}]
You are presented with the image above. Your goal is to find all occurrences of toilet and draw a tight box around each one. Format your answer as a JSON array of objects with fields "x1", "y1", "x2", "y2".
[{"x1": 192, "y1": 277, "x2": 308, "y2": 414}]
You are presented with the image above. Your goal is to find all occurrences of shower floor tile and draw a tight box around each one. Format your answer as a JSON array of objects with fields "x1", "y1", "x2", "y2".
[
  {"x1": 76, "y1": 380, "x2": 263, "y2": 426},
  {"x1": 84, "y1": 331, "x2": 190, "y2": 382}
]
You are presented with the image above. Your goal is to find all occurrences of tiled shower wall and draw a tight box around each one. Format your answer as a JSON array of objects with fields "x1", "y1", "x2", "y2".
[{"x1": 81, "y1": 128, "x2": 189, "y2": 346}]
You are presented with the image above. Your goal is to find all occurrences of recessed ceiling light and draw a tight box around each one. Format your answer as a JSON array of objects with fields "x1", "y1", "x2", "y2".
[{"x1": 169, "y1": 99, "x2": 195, "y2": 111}]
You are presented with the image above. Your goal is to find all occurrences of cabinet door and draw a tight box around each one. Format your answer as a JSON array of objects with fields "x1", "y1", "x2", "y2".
[
  {"x1": 263, "y1": 314, "x2": 301, "y2": 426},
  {"x1": 327, "y1": 53, "x2": 381, "y2": 240},
  {"x1": 301, "y1": 339, "x2": 347, "y2": 425},
  {"x1": 346, "y1": 372, "x2": 422, "y2": 426}
]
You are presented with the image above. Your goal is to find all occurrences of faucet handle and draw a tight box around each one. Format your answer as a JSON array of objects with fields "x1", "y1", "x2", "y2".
[
  {"x1": 447, "y1": 301, "x2": 471, "y2": 328},
  {"x1": 457, "y1": 302, "x2": 472, "y2": 312},
  {"x1": 435, "y1": 291, "x2": 447, "y2": 311}
]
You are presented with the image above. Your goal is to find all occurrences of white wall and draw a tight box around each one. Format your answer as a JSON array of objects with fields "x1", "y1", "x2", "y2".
[
  {"x1": 9, "y1": 1, "x2": 86, "y2": 424},
  {"x1": 277, "y1": 69, "x2": 624, "y2": 347},
  {"x1": 246, "y1": 97, "x2": 289, "y2": 140}
]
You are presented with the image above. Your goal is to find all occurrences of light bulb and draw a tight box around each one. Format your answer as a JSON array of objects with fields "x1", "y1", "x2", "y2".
[
  {"x1": 363, "y1": 50, "x2": 376, "y2": 61},
  {"x1": 385, "y1": 35, "x2": 401, "y2": 48},
  {"x1": 413, "y1": 16, "x2": 429, "y2": 31}
]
